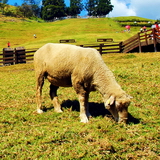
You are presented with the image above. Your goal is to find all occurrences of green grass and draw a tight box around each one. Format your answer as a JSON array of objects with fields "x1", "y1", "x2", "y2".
[
  {"x1": 112, "y1": 16, "x2": 154, "y2": 22},
  {"x1": 0, "y1": 16, "x2": 149, "y2": 50},
  {"x1": 0, "y1": 53, "x2": 159, "y2": 159}
]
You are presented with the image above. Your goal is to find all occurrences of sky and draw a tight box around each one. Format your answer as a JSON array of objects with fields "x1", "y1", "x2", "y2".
[{"x1": 8, "y1": 0, "x2": 160, "y2": 20}]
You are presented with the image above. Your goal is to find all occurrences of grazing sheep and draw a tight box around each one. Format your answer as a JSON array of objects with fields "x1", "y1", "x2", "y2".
[{"x1": 34, "y1": 43, "x2": 131, "y2": 123}]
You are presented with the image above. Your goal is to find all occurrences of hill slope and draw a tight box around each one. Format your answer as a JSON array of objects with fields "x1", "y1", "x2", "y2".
[{"x1": 0, "y1": 16, "x2": 154, "y2": 49}]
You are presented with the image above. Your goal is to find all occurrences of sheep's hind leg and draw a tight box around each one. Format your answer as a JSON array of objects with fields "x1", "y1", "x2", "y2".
[
  {"x1": 50, "y1": 84, "x2": 63, "y2": 113},
  {"x1": 36, "y1": 73, "x2": 45, "y2": 114}
]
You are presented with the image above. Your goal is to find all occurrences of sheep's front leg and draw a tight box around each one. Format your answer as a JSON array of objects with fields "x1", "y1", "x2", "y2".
[
  {"x1": 50, "y1": 84, "x2": 63, "y2": 113},
  {"x1": 72, "y1": 77, "x2": 91, "y2": 123},
  {"x1": 78, "y1": 93, "x2": 90, "y2": 123}
]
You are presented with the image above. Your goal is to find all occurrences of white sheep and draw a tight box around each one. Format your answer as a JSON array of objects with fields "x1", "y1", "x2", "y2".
[{"x1": 34, "y1": 43, "x2": 131, "y2": 123}]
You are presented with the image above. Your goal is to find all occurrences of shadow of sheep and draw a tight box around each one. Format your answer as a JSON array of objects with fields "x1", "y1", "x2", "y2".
[{"x1": 61, "y1": 99, "x2": 140, "y2": 124}]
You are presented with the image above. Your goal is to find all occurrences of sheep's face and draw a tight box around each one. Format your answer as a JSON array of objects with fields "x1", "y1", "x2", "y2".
[{"x1": 105, "y1": 95, "x2": 131, "y2": 123}]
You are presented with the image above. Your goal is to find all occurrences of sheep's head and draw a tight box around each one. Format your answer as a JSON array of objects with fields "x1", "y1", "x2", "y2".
[{"x1": 105, "y1": 94, "x2": 132, "y2": 123}]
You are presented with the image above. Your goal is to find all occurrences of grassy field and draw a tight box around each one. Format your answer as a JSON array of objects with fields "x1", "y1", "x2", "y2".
[
  {"x1": 0, "y1": 52, "x2": 159, "y2": 159},
  {"x1": 0, "y1": 15, "x2": 153, "y2": 50},
  {"x1": 0, "y1": 14, "x2": 159, "y2": 159}
]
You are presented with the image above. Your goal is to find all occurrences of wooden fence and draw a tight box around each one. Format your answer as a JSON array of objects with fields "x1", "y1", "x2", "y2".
[
  {"x1": 0, "y1": 42, "x2": 122, "y2": 66},
  {"x1": 122, "y1": 28, "x2": 160, "y2": 53},
  {"x1": 0, "y1": 28, "x2": 160, "y2": 66},
  {"x1": 79, "y1": 42, "x2": 122, "y2": 54},
  {"x1": 0, "y1": 48, "x2": 37, "y2": 66}
]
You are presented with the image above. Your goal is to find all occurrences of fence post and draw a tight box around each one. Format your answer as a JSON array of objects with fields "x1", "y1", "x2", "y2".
[
  {"x1": 119, "y1": 42, "x2": 123, "y2": 53},
  {"x1": 99, "y1": 44, "x2": 103, "y2": 55},
  {"x1": 138, "y1": 33, "x2": 142, "y2": 53},
  {"x1": 15, "y1": 47, "x2": 26, "y2": 64},
  {"x1": 3, "y1": 48, "x2": 14, "y2": 65},
  {"x1": 145, "y1": 32, "x2": 148, "y2": 46},
  {"x1": 152, "y1": 28, "x2": 157, "y2": 52}
]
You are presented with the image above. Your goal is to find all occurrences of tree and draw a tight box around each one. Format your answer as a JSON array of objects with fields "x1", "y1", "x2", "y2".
[
  {"x1": 31, "y1": 4, "x2": 40, "y2": 17},
  {"x1": 18, "y1": 3, "x2": 33, "y2": 17},
  {"x1": 41, "y1": 0, "x2": 66, "y2": 20},
  {"x1": 17, "y1": 0, "x2": 40, "y2": 18},
  {"x1": 85, "y1": 0, "x2": 97, "y2": 16},
  {"x1": 68, "y1": 0, "x2": 83, "y2": 16},
  {"x1": 85, "y1": 0, "x2": 113, "y2": 17},
  {"x1": 0, "y1": 0, "x2": 8, "y2": 14},
  {"x1": 97, "y1": 0, "x2": 113, "y2": 16}
]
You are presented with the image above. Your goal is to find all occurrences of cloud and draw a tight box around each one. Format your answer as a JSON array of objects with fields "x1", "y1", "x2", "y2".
[
  {"x1": 110, "y1": 0, "x2": 160, "y2": 20},
  {"x1": 109, "y1": 0, "x2": 136, "y2": 17}
]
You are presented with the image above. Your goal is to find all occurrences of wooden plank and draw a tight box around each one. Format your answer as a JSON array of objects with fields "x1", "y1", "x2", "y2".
[
  {"x1": 103, "y1": 44, "x2": 120, "y2": 47},
  {"x1": 25, "y1": 50, "x2": 37, "y2": 53},
  {"x1": 25, "y1": 58, "x2": 34, "y2": 61},
  {"x1": 59, "y1": 39, "x2": 76, "y2": 43},
  {"x1": 100, "y1": 48, "x2": 121, "y2": 51},
  {"x1": 25, "y1": 54, "x2": 34, "y2": 57},
  {"x1": 97, "y1": 38, "x2": 113, "y2": 42},
  {"x1": 0, "y1": 59, "x2": 16, "y2": 64},
  {"x1": 0, "y1": 57, "x2": 15, "y2": 60}
]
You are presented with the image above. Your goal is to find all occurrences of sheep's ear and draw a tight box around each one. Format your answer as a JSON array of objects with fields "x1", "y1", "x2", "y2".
[{"x1": 105, "y1": 96, "x2": 115, "y2": 109}]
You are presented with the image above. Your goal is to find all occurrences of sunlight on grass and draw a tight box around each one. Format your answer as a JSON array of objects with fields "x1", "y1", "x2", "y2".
[{"x1": 0, "y1": 53, "x2": 159, "y2": 159}]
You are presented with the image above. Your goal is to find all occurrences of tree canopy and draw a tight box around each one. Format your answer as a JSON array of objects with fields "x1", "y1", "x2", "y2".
[
  {"x1": 67, "y1": 0, "x2": 83, "y2": 16},
  {"x1": 0, "y1": 0, "x2": 114, "y2": 19},
  {"x1": 41, "y1": 0, "x2": 66, "y2": 20},
  {"x1": 85, "y1": 0, "x2": 113, "y2": 17}
]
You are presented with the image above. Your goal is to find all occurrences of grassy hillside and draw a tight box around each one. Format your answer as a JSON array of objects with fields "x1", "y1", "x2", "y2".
[
  {"x1": 0, "y1": 53, "x2": 159, "y2": 159},
  {"x1": 0, "y1": 15, "x2": 153, "y2": 50}
]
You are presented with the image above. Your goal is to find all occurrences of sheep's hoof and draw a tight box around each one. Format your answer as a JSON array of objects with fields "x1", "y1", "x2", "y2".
[
  {"x1": 80, "y1": 115, "x2": 89, "y2": 123},
  {"x1": 118, "y1": 118, "x2": 128, "y2": 124},
  {"x1": 54, "y1": 109, "x2": 63, "y2": 113},
  {"x1": 80, "y1": 119, "x2": 89, "y2": 123},
  {"x1": 37, "y1": 109, "x2": 44, "y2": 114}
]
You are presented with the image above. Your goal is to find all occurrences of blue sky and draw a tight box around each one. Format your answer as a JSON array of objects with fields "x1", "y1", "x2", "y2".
[
  {"x1": 8, "y1": 0, "x2": 160, "y2": 20},
  {"x1": 8, "y1": 0, "x2": 70, "y2": 6}
]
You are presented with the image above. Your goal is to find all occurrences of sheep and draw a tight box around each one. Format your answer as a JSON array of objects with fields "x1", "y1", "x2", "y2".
[{"x1": 34, "y1": 43, "x2": 132, "y2": 123}]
